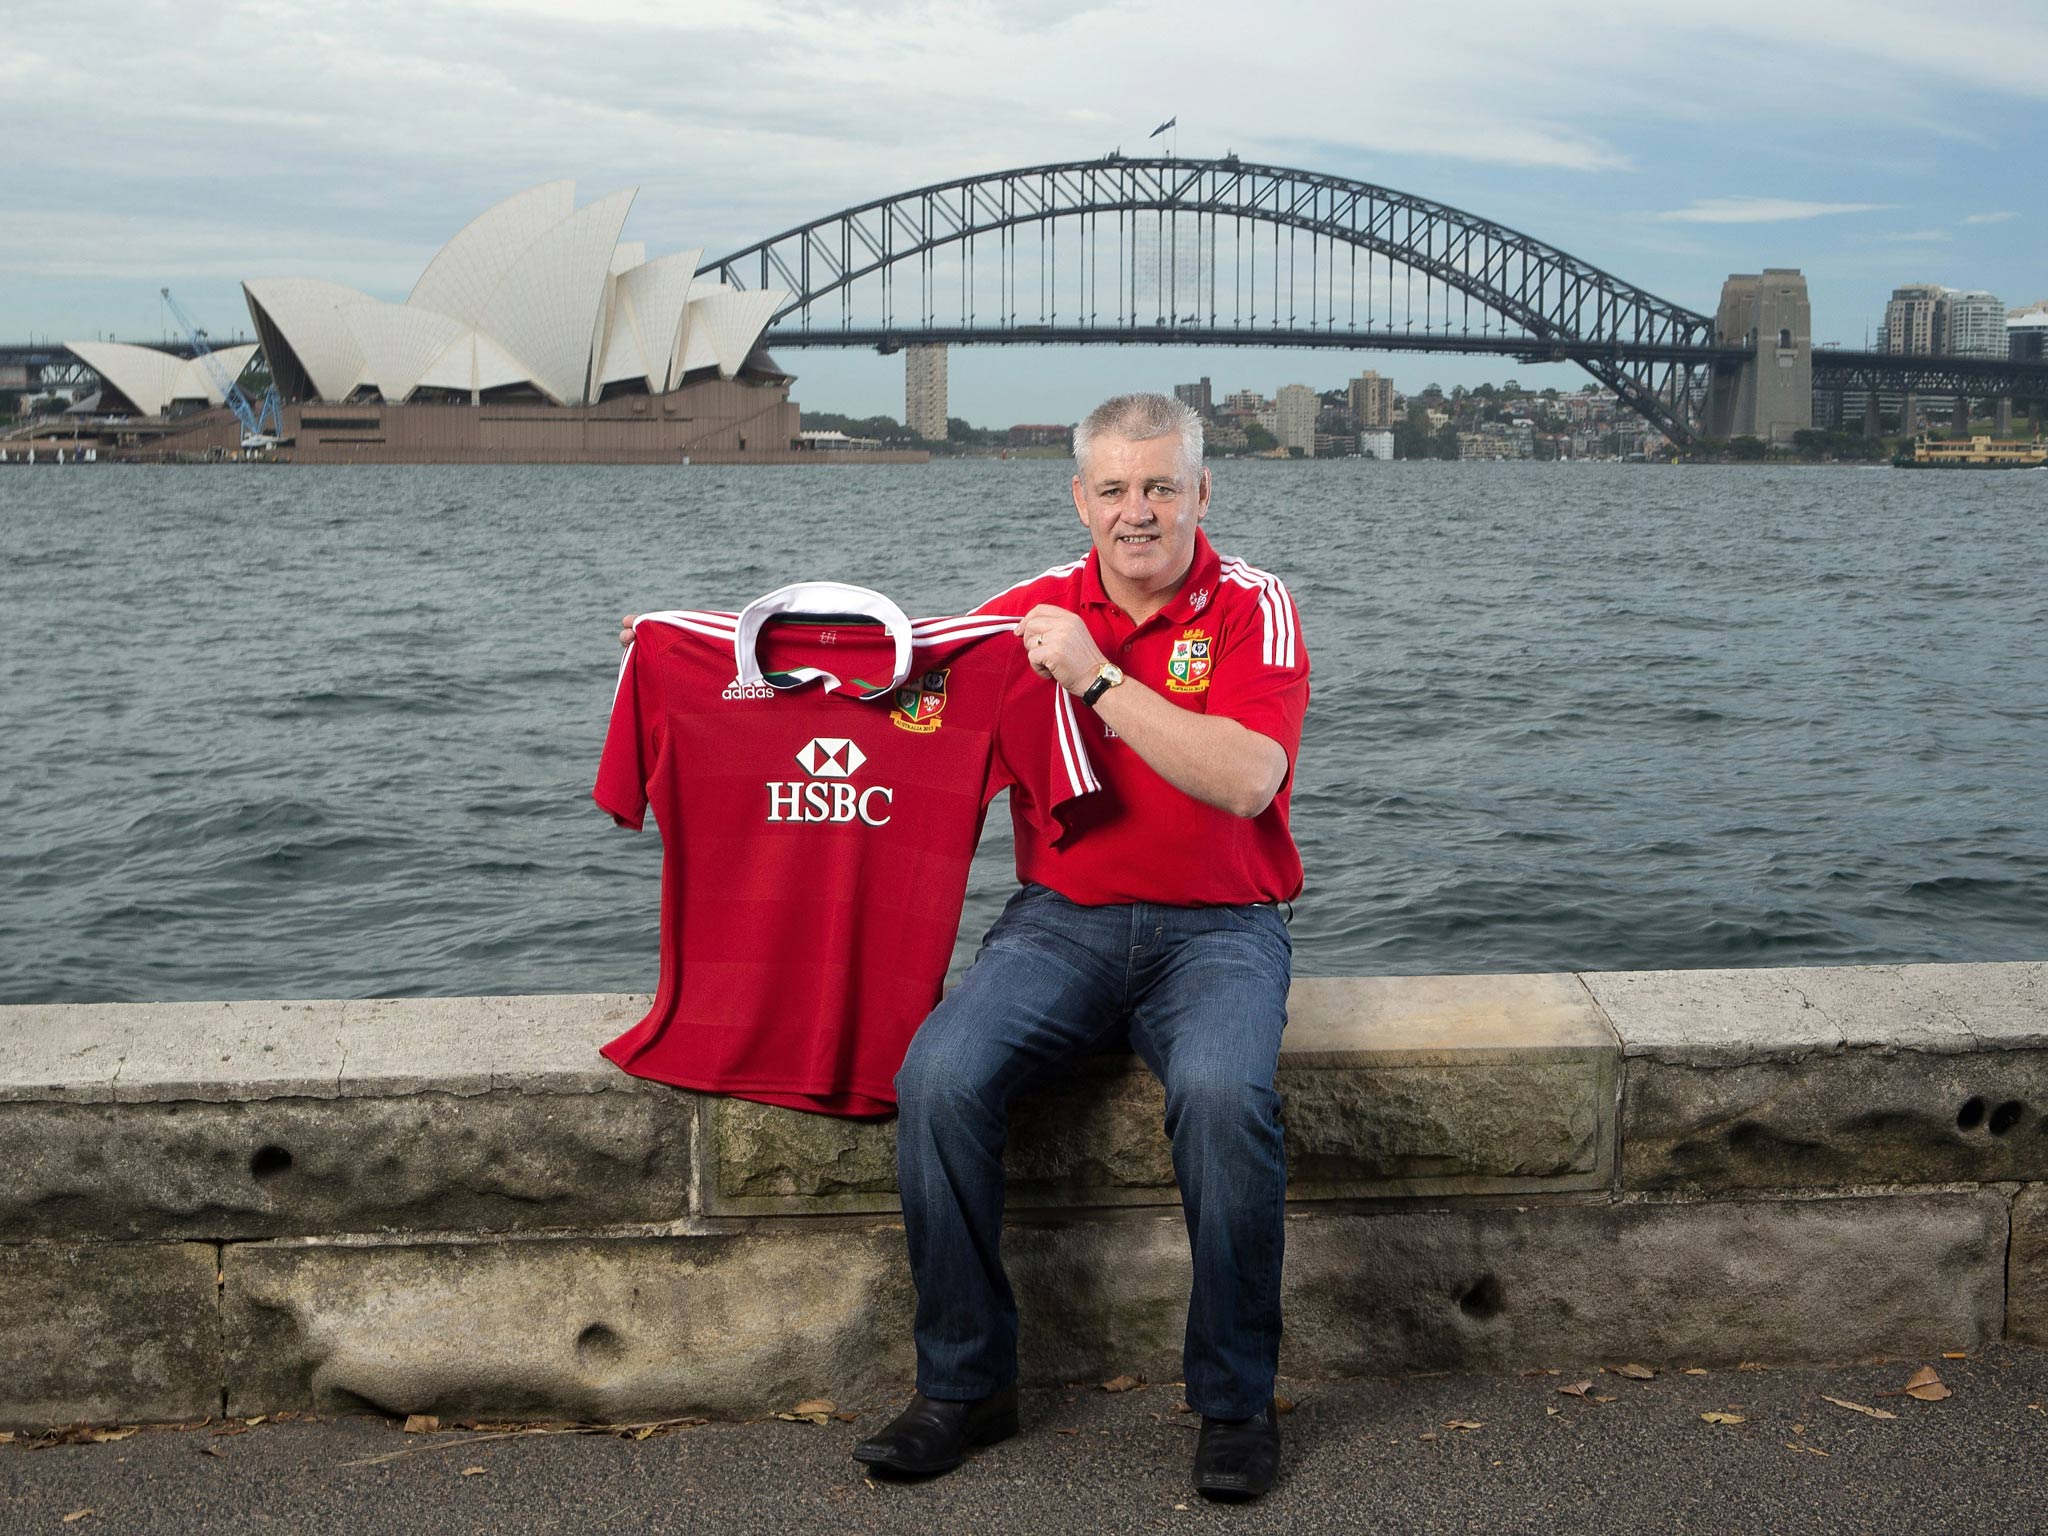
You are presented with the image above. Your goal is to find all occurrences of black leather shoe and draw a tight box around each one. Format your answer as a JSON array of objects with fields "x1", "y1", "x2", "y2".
[
  {"x1": 1193, "y1": 1401, "x2": 1281, "y2": 1500},
  {"x1": 851, "y1": 1384, "x2": 1020, "y2": 1477}
]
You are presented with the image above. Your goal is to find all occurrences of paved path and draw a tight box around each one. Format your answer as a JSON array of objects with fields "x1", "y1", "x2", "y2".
[{"x1": 7, "y1": 1346, "x2": 2045, "y2": 1533}]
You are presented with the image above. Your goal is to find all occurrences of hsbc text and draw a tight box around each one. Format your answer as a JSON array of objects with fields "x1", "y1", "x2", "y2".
[{"x1": 765, "y1": 781, "x2": 895, "y2": 826}]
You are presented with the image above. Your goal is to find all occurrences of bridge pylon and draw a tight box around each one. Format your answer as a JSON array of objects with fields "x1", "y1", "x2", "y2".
[{"x1": 1704, "y1": 270, "x2": 1813, "y2": 445}]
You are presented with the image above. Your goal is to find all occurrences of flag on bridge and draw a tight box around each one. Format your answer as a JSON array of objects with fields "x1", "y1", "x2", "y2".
[{"x1": 1150, "y1": 117, "x2": 1176, "y2": 138}]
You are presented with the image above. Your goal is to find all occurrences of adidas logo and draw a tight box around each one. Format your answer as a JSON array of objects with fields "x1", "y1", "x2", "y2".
[{"x1": 722, "y1": 680, "x2": 777, "y2": 701}]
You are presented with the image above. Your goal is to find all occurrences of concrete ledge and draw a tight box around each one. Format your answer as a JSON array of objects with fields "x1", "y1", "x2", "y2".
[
  {"x1": 3, "y1": 961, "x2": 2043, "y2": 1427},
  {"x1": 1590, "y1": 963, "x2": 2048, "y2": 1192}
]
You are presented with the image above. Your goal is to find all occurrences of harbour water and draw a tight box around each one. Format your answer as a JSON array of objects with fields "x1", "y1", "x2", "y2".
[{"x1": 2, "y1": 459, "x2": 2043, "y2": 1005}]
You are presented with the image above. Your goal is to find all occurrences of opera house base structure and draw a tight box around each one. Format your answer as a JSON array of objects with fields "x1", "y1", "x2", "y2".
[
  {"x1": 105, "y1": 377, "x2": 924, "y2": 466},
  {"x1": 61, "y1": 181, "x2": 929, "y2": 467}
]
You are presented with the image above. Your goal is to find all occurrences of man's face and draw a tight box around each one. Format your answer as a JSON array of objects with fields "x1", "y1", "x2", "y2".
[{"x1": 1071, "y1": 432, "x2": 1210, "y2": 599}]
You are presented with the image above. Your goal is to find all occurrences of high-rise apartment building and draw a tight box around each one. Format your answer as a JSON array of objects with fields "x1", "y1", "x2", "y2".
[
  {"x1": 1883, "y1": 284, "x2": 1946, "y2": 354},
  {"x1": 905, "y1": 344, "x2": 948, "y2": 440},
  {"x1": 1944, "y1": 291, "x2": 2007, "y2": 359},
  {"x1": 1273, "y1": 384, "x2": 1318, "y2": 455},
  {"x1": 1346, "y1": 370, "x2": 1395, "y2": 429},
  {"x1": 1173, "y1": 377, "x2": 1213, "y2": 417}
]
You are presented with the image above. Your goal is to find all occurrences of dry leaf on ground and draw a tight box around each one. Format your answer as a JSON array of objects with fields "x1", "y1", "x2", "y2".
[
  {"x1": 1418, "y1": 1431, "x2": 1437, "y2": 1441},
  {"x1": 1682, "y1": 1368, "x2": 1709, "y2": 1377},
  {"x1": 1545, "y1": 1405, "x2": 1559, "y2": 1417},
  {"x1": 1443, "y1": 1420, "x2": 1484, "y2": 1431},
  {"x1": 208, "y1": 1424, "x2": 249, "y2": 1438},
  {"x1": 1520, "y1": 1368, "x2": 1560, "y2": 1378},
  {"x1": 460, "y1": 1466, "x2": 487, "y2": 1476},
  {"x1": 1902, "y1": 1367, "x2": 1952, "y2": 1402},
  {"x1": 1609, "y1": 1364, "x2": 1656, "y2": 1380},
  {"x1": 832, "y1": 1412, "x2": 858, "y2": 1423},
  {"x1": 1784, "y1": 1442, "x2": 1830, "y2": 1456},
  {"x1": 1557, "y1": 1380, "x2": 1593, "y2": 1398},
  {"x1": 1821, "y1": 1395, "x2": 1896, "y2": 1420},
  {"x1": 62, "y1": 1513, "x2": 93, "y2": 1525},
  {"x1": 1700, "y1": 1412, "x2": 1745, "y2": 1425},
  {"x1": 1054, "y1": 1427, "x2": 1079, "y2": 1436},
  {"x1": 1589, "y1": 1395, "x2": 1618, "y2": 1404},
  {"x1": 199, "y1": 1445, "x2": 227, "y2": 1459},
  {"x1": 1273, "y1": 1395, "x2": 1295, "y2": 1414},
  {"x1": 774, "y1": 1409, "x2": 832, "y2": 1426},
  {"x1": 403, "y1": 1415, "x2": 440, "y2": 1435},
  {"x1": 87, "y1": 1429, "x2": 136, "y2": 1444},
  {"x1": 1737, "y1": 1362, "x2": 1768, "y2": 1372},
  {"x1": 1943, "y1": 1352, "x2": 1968, "y2": 1360},
  {"x1": 1101, "y1": 1375, "x2": 1144, "y2": 1393}
]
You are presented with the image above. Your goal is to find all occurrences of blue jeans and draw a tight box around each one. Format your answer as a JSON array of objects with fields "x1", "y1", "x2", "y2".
[{"x1": 894, "y1": 883, "x2": 1293, "y2": 1419}]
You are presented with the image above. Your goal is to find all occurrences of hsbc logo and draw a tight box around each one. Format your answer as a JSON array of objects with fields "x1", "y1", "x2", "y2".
[
  {"x1": 795, "y1": 738, "x2": 865, "y2": 778},
  {"x1": 767, "y1": 737, "x2": 893, "y2": 826}
]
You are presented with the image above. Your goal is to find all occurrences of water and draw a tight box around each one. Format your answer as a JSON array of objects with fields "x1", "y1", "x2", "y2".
[{"x1": 2, "y1": 460, "x2": 2043, "y2": 1005}]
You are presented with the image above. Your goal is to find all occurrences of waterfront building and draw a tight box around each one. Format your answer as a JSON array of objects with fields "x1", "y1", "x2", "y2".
[
  {"x1": 905, "y1": 344, "x2": 948, "y2": 440},
  {"x1": 1221, "y1": 387, "x2": 1267, "y2": 416},
  {"x1": 1173, "y1": 377, "x2": 1214, "y2": 417},
  {"x1": 1273, "y1": 383, "x2": 1317, "y2": 455},
  {"x1": 1883, "y1": 284, "x2": 1947, "y2": 354},
  {"x1": 2010, "y1": 302, "x2": 2048, "y2": 363},
  {"x1": 1358, "y1": 429, "x2": 1394, "y2": 460},
  {"x1": 1945, "y1": 291, "x2": 2007, "y2": 359},
  {"x1": 1007, "y1": 423, "x2": 1069, "y2": 448},
  {"x1": 1346, "y1": 370, "x2": 1395, "y2": 429},
  {"x1": 60, "y1": 341, "x2": 259, "y2": 418}
]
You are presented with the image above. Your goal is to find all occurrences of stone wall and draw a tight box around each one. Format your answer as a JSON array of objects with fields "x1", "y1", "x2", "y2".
[{"x1": 3, "y1": 961, "x2": 2043, "y2": 1428}]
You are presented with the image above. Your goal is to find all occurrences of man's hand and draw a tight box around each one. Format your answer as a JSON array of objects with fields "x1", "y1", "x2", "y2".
[
  {"x1": 1014, "y1": 605, "x2": 1108, "y2": 694},
  {"x1": 619, "y1": 614, "x2": 637, "y2": 649}
]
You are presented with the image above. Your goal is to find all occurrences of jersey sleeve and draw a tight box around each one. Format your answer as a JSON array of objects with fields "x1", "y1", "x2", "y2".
[
  {"x1": 594, "y1": 638, "x2": 655, "y2": 830},
  {"x1": 1207, "y1": 574, "x2": 1311, "y2": 767},
  {"x1": 990, "y1": 639, "x2": 1101, "y2": 845}
]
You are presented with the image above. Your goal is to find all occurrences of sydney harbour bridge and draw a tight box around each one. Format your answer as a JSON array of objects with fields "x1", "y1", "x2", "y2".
[
  {"x1": 700, "y1": 155, "x2": 2048, "y2": 448},
  {"x1": 13, "y1": 156, "x2": 2046, "y2": 450}
]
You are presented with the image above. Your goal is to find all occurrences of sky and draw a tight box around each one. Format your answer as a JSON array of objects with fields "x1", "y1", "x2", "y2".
[{"x1": 6, "y1": 0, "x2": 2044, "y2": 422}]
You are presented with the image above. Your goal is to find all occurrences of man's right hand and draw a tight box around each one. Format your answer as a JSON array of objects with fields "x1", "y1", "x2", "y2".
[{"x1": 619, "y1": 615, "x2": 637, "y2": 649}]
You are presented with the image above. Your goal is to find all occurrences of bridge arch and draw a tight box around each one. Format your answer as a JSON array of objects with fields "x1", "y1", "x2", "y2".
[{"x1": 700, "y1": 157, "x2": 1721, "y2": 442}]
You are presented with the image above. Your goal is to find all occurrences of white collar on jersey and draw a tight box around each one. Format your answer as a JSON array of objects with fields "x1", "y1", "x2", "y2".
[{"x1": 733, "y1": 580, "x2": 914, "y2": 700}]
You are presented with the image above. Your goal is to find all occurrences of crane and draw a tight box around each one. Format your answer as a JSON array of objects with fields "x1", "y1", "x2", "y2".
[{"x1": 159, "y1": 287, "x2": 284, "y2": 450}]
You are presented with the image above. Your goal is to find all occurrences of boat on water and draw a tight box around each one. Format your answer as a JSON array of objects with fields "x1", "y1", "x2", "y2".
[{"x1": 1891, "y1": 434, "x2": 2048, "y2": 469}]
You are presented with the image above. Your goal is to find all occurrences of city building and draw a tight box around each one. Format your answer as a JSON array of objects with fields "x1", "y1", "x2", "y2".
[
  {"x1": 1358, "y1": 429, "x2": 1394, "y2": 460},
  {"x1": 1346, "y1": 370, "x2": 1395, "y2": 429},
  {"x1": 1884, "y1": 284, "x2": 1947, "y2": 354},
  {"x1": 1173, "y1": 377, "x2": 1213, "y2": 417},
  {"x1": 2008, "y1": 301, "x2": 2048, "y2": 363},
  {"x1": 1944, "y1": 291, "x2": 2007, "y2": 359},
  {"x1": 905, "y1": 344, "x2": 948, "y2": 440},
  {"x1": 1007, "y1": 423, "x2": 1069, "y2": 448},
  {"x1": 1221, "y1": 387, "x2": 1267, "y2": 416},
  {"x1": 1272, "y1": 383, "x2": 1317, "y2": 455}
]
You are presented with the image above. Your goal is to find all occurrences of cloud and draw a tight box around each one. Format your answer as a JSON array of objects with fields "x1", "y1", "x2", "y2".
[
  {"x1": 1962, "y1": 210, "x2": 2017, "y2": 224},
  {"x1": 1650, "y1": 198, "x2": 1893, "y2": 224},
  {"x1": 1850, "y1": 229, "x2": 1953, "y2": 244}
]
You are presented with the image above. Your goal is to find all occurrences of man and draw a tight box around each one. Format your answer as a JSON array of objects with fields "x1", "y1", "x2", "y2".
[
  {"x1": 851, "y1": 392, "x2": 1309, "y2": 1501},
  {"x1": 615, "y1": 392, "x2": 1307, "y2": 1499}
]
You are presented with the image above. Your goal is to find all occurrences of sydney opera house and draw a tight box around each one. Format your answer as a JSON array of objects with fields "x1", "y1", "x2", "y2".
[{"x1": 66, "y1": 182, "x2": 861, "y2": 463}]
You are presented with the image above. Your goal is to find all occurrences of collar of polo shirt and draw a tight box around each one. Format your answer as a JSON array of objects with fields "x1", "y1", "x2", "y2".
[{"x1": 733, "y1": 580, "x2": 914, "y2": 700}]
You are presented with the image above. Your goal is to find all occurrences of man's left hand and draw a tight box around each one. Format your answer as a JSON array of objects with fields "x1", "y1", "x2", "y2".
[{"x1": 1015, "y1": 605, "x2": 1107, "y2": 695}]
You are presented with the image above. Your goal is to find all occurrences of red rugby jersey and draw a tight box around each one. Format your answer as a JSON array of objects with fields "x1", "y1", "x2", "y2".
[
  {"x1": 594, "y1": 581, "x2": 1099, "y2": 1117},
  {"x1": 977, "y1": 529, "x2": 1309, "y2": 907}
]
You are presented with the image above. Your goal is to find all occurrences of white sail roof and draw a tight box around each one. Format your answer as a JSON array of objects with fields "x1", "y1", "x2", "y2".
[
  {"x1": 408, "y1": 180, "x2": 575, "y2": 326},
  {"x1": 475, "y1": 188, "x2": 636, "y2": 405},
  {"x1": 63, "y1": 341, "x2": 260, "y2": 416},
  {"x1": 243, "y1": 278, "x2": 374, "y2": 402},
  {"x1": 595, "y1": 249, "x2": 702, "y2": 390},
  {"x1": 675, "y1": 286, "x2": 788, "y2": 382},
  {"x1": 343, "y1": 302, "x2": 470, "y2": 403}
]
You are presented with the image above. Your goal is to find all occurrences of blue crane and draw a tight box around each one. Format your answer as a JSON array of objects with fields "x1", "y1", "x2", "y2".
[{"x1": 159, "y1": 287, "x2": 284, "y2": 449}]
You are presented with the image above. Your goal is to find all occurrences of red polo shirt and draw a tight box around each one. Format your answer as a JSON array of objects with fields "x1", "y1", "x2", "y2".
[{"x1": 977, "y1": 529, "x2": 1309, "y2": 907}]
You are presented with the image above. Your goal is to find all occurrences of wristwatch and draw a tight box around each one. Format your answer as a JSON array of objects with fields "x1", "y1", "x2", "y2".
[{"x1": 1079, "y1": 661, "x2": 1125, "y2": 707}]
